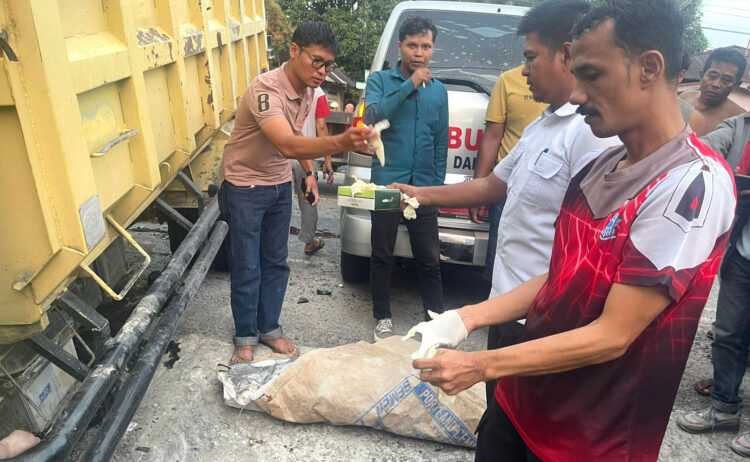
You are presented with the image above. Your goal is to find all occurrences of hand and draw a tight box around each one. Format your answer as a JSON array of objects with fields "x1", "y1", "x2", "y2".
[
  {"x1": 410, "y1": 68, "x2": 432, "y2": 90},
  {"x1": 304, "y1": 175, "x2": 319, "y2": 206},
  {"x1": 388, "y1": 183, "x2": 428, "y2": 207},
  {"x1": 323, "y1": 158, "x2": 335, "y2": 184},
  {"x1": 469, "y1": 207, "x2": 484, "y2": 224},
  {"x1": 413, "y1": 349, "x2": 486, "y2": 396},
  {"x1": 341, "y1": 126, "x2": 377, "y2": 154},
  {"x1": 402, "y1": 310, "x2": 468, "y2": 360}
]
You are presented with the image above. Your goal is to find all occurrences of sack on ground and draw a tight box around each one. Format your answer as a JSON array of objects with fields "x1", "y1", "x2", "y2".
[{"x1": 217, "y1": 337, "x2": 485, "y2": 448}]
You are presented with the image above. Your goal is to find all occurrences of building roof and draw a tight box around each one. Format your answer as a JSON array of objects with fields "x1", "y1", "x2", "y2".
[
  {"x1": 325, "y1": 68, "x2": 356, "y2": 88},
  {"x1": 685, "y1": 45, "x2": 750, "y2": 83}
]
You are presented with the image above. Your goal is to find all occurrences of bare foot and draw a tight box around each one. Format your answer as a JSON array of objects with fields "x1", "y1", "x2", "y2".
[
  {"x1": 262, "y1": 337, "x2": 299, "y2": 356},
  {"x1": 0, "y1": 430, "x2": 40, "y2": 458},
  {"x1": 230, "y1": 345, "x2": 255, "y2": 364}
]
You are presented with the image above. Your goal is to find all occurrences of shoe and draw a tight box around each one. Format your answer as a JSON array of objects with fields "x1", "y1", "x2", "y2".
[
  {"x1": 731, "y1": 432, "x2": 750, "y2": 457},
  {"x1": 374, "y1": 318, "x2": 392, "y2": 341},
  {"x1": 676, "y1": 407, "x2": 740, "y2": 434}
]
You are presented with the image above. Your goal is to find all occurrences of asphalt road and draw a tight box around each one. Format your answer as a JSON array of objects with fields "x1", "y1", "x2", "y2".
[{"x1": 72, "y1": 177, "x2": 748, "y2": 461}]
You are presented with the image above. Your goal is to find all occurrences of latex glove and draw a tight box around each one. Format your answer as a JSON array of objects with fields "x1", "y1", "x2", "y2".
[
  {"x1": 401, "y1": 193, "x2": 420, "y2": 220},
  {"x1": 371, "y1": 120, "x2": 390, "y2": 167},
  {"x1": 402, "y1": 310, "x2": 468, "y2": 360}
]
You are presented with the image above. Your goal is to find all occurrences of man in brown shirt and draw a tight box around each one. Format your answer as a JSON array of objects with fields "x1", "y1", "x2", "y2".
[
  {"x1": 680, "y1": 47, "x2": 746, "y2": 135},
  {"x1": 220, "y1": 21, "x2": 376, "y2": 364}
]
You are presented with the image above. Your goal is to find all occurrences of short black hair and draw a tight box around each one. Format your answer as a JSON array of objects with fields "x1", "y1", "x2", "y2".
[
  {"x1": 681, "y1": 52, "x2": 691, "y2": 72},
  {"x1": 291, "y1": 21, "x2": 340, "y2": 55},
  {"x1": 703, "y1": 48, "x2": 747, "y2": 82},
  {"x1": 517, "y1": 0, "x2": 590, "y2": 51},
  {"x1": 398, "y1": 16, "x2": 437, "y2": 43},
  {"x1": 572, "y1": 0, "x2": 684, "y2": 82}
]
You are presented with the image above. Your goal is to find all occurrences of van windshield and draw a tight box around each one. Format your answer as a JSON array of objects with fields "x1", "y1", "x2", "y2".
[{"x1": 382, "y1": 10, "x2": 525, "y2": 93}]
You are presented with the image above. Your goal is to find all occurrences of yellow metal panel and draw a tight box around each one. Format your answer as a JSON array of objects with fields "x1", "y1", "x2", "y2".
[
  {"x1": 0, "y1": 0, "x2": 267, "y2": 342},
  {"x1": 0, "y1": 107, "x2": 54, "y2": 324},
  {"x1": 58, "y1": 0, "x2": 108, "y2": 38},
  {"x1": 66, "y1": 33, "x2": 131, "y2": 95},
  {"x1": 0, "y1": 61, "x2": 13, "y2": 106},
  {"x1": 143, "y1": 66, "x2": 178, "y2": 162}
]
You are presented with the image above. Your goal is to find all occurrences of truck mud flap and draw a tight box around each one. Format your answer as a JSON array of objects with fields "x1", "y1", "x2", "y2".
[{"x1": 10, "y1": 198, "x2": 227, "y2": 462}]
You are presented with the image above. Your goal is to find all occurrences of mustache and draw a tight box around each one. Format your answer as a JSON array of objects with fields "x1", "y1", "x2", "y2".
[{"x1": 576, "y1": 106, "x2": 600, "y2": 117}]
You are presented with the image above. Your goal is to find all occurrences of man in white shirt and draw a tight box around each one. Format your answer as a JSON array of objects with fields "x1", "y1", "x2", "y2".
[{"x1": 391, "y1": 0, "x2": 620, "y2": 401}]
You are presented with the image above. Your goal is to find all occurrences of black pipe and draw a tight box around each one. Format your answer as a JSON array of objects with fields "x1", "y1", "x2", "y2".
[
  {"x1": 83, "y1": 221, "x2": 228, "y2": 462},
  {"x1": 11, "y1": 198, "x2": 220, "y2": 462}
]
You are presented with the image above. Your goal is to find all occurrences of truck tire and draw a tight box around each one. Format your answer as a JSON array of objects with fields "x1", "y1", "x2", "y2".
[{"x1": 340, "y1": 251, "x2": 370, "y2": 283}]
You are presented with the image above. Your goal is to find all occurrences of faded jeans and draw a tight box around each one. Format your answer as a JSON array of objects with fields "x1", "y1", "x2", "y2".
[
  {"x1": 711, "y1": 250, "x2": 750, "y2": 414},
  {"x1": 219, "y1": 180, "x2": 291, "y2": 346}
]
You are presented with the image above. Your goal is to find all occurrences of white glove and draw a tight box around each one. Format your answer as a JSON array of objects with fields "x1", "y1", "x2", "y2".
[{"x1": 402, "y1": 310, "x2": 468, "y2": 360}]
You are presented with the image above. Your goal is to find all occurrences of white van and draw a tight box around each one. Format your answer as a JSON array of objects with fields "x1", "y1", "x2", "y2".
[{"x1": 340, "y1": 1, "x2": 528, "y2": 282}]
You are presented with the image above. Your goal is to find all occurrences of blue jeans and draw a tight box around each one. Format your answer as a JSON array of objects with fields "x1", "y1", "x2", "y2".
[
  {"x1": 711, "y1": 250, "x2": 750, "y2": 414},
  {"x1": 219, "y1": 180, "x2": 292, "y2": 346},
  {"x1": 483, "y1": 200, "x2": 505, "y2": 283}
]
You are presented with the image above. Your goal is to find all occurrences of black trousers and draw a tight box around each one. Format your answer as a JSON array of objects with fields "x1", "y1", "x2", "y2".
[
  {"x1": 475, "y1": 396, "x2": 541, "y2": 462},
  {"x1": 485, "y1": 321, "x2": 526, "y2": 404},
  {"x1": 370, "y1": 206, "x2": 444, "y2": 320}
]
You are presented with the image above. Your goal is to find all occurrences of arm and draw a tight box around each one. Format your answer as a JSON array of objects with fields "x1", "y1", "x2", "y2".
[
  {"x1": 363, "y1": 73, "x2": 414, "y2": 124},
  {"x1": 260, "y1": 118, "x2": 374, "y2": 160},
  {"x1": 700, "y1": 114, "x2": 738, "y2": 157},
  {"x1": 390, "y1": 173, "x2": 507, "y2": 208},
  {"x1": 433, "y1": 90, "x2": 449, "y2": 185},
  {"x1": 416, "y1": 283, "x2": 671, "y2": 395},
  {"x1": 469, "y1": 122, "x2": 505, "y2": 223}
]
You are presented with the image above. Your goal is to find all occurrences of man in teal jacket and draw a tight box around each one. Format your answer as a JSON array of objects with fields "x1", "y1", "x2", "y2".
[{"x1": 364, "y1": 16, "x2": 449, "y2": 341}]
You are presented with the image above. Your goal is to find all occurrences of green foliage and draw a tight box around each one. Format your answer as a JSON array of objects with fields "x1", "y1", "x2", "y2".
[
  {"x1": 274, "y1": 0, "x2": 400, "y2": 84},
  {"x1": 268, "y1": 0, "x2": 708, "y2": 84}
]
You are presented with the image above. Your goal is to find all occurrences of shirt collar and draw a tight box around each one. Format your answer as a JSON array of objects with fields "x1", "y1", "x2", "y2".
[
  {"x1": 389, "y1": 62, "x2": 408, "y2": 80},
  {"x1": 279, "y1": 62, "x2": 305, "y2": 100},
  {"x1": 547, "y1": 102, "x2": 578, "y2": 118}
]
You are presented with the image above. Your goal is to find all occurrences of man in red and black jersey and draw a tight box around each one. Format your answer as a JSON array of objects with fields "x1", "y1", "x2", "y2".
[{"x1": 408, "y1": 1, "x2": 736, "y2": 460}]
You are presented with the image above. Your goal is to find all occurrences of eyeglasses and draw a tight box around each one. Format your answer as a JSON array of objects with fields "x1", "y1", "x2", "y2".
[{"x1": 300, "y1": 47, "x2": 337, "y2": 73}]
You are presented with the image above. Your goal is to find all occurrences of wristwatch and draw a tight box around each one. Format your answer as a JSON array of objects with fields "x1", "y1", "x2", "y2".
[{"x1": 306, "y1": 170, "x2": 318, "y2": 180}]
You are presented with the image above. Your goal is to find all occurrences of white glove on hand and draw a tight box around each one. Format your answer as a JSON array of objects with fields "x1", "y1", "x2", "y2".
[{"x1": 402, "y1": 310, "x2": 468, "y2": 360}]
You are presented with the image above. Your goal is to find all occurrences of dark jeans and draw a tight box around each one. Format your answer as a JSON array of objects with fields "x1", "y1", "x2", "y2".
[
  {"x1": 483, "y1": 200, "x2": 505, "y2": 283},
  {"x1": 475, "y1": 396, "x2": 541, "y2": 462},
  {"x1": 219, "y1": 180, "x2": 292, "y2": 346},
  {"x1": 485, "y1": 321, "x2": 525, "y2": 404},
  {"x1": 711, "y1": 250, "x2": 750, "y2": 414},
  {"x1": 370, "y1": 206, "x2": 444, "y2": 320}
]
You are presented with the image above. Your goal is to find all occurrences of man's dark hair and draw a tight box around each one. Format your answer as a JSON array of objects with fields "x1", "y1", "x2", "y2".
[
  {"x1": 572, "y1": 0, "x2": 684, "y2": 82},
  {"x1": 291, "y1": 21, "x2": 340, "y2": 55},
  {"x1": 681, "y1": 51, "x2": 691, "y2": 72},
  {"x1": 398, "y1": 16, "x2": 437, "y2": 42},
  {"x1": 703, "y1": 47, "x2": 747, "y2": 82},
  {"x1": 517, "y1": 0, "x2": 590, "y2": 51}
]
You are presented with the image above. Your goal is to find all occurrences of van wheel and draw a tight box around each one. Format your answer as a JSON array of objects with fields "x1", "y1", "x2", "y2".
[{"x1": 340, "y1": 251, "x2": 370, "y2": 283}]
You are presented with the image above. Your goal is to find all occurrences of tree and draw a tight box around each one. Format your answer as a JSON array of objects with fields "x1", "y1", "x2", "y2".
[
  {"x1": 275, "y1": 0, "x2": 400, "y2": 84},
  {"x1": 264, "y1": 0, "x2": 294, "y2": 68}
]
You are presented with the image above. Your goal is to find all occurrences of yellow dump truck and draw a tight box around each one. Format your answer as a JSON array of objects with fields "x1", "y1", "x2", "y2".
[{"x1": 0, "y1": 0, "x2": 269, "y2": 458}]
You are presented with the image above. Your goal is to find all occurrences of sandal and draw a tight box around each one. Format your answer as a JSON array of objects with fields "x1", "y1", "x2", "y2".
[
  {"x1": 693, "y1": 378, "x2": 714, "y2": 396},
  {"x1": 304, "y1": 237, "x2": 325, "y2": 255}
]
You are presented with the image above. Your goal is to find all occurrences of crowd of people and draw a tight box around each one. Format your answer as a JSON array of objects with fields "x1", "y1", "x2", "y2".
[{"x1": 218, "y1": 0, "x2": 749, "y2": 459}]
